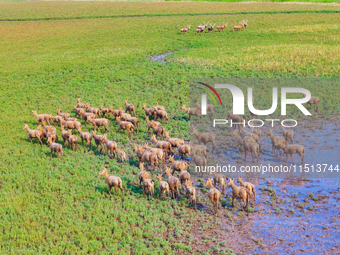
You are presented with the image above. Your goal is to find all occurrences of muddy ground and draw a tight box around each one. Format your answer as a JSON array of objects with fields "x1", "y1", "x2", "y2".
[{"x1": 185, "y1": 118, "x2": 340, "y2": 254}]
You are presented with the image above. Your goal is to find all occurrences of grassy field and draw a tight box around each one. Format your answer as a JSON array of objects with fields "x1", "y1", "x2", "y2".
[{"x1": 0, "y1": 1, "x2": 339, "y2": 254}]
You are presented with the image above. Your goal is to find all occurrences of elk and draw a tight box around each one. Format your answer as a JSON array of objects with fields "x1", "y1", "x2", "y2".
[
  {"x1": 281, "y1": 126, "x2": 294, "y2": 144},
  {"x1": 124, "y1": 100, "x2": 136, "y2": 116},
  {"x1": 165, "y1": 131, "x2": 184, "y2": 147},
  {"x1": 191, "y1": 126, "x2": 217, "y2": 151},
  {"x1": 67, "y1": 129, "x2": 78, "y2": 151},
  {"x1": 179, "y1": 169, "x2": 190, "y2": 192},
  {"x1": 100, "y1": 106, "x2": 111, "y2": 117},
  {"x1": 138, "y1": 163, "x2": 151, "y2": 188},
  {"x1": 66, "y1": 117, "x2": 77, "y2": 122},
  {"x1": 142, "y1": 175, "x2": 155, "y2": 200},
  {"x1": 233, "y1": 20, "x2": 247, "y2": 31},
  {"x1": 140, "y1": 148, "x2": 159, "y2": 170},
  {"x1": 87, "y1": 117, "x2": 111, "y2": 132},
  {"x1": 117, "y1": 148, "x2": 128, "y2": 163},
  {"x1": 102, "y1": 134, "x2": 117, "y2": 158},
  {"x1": 73, "y1": 106, "x2": 84, "y2": 117},
  {"x1": 169, "y1": 156, "x2": 189, "y2": 175},
  {"x1": 50, "y1": 114, "x2": 63, "y2": 125},
  {"x1": 32, "y1": 111, "x2": 51, "y2": 125},
  {"x1": 146, "y1": 116, "x2": 160, "y2": 133},
  {"x1": 226, "y1": 178, "x2": 250, "y2": 210},
  {"x1": 47, "y1": 137, "x2": 64, "y2": 159},
  {"x1": 165, "y1": 167, "x2": 180, "y2": 199},
  {"x1": 196, "y1": 28, "x2": 203, "y2": 34},
  {"x1": 216, "y1": 22, "x2": 227, "y2": 32},
  {"x1": 153, "y1": 109, "x2": 169, "y2": 123},
  {"x1": 156, "y1": 174, "x2": 170, "y2": 200},
  {"x1": 237, "y1": 177, "x2": 255, "y2": 203},
  {"x1": 150, "y1": 134, "x2": 173, "y2": 156},
  {"x1": 208, "y1": 23, "x2": 215, "y2": 32},
  {"x1": 57, "y1": 109, "x2": 70, "y2": 120},
  {"x1": 80, "y1": 110, "x2": 96, "y2": 124},
  {"x1": 227, "y1": 111, "x2": 244, "y2": 130},
  {"x1": 45, "y1": 126, "x2": 58, "y2": 143},
  {"x1": 92, "y1": 131, "x2": 105, "y2": 152},
  {"x1": 178, "y1": 143, "x2": 190, "y2": 159},
  {"x1": 76, "y1": 98, "x2": 86, "y2": 108},
  {"x1": 116, "y1": 117, "x2": 135, "y2": 137},
  {"x1": 181, "y1": 25, "x2": 191, "y2": 34},
  {"x1": 85, "y1": 104, "x2": 100, "y2": 118},
  {"x1": 99, "y1": 168, "x2": 124, "y2": 199},
  {"x1": 134, "y1": 144, "x2": 145, "y2": 161},
  {"x1": 281, "y1": 143, "x2": 305, "y2": 165},
  {"x1": 185, "y1": 180, "x2": 197, "y2": 211},
  {"x1": 121, "y1": 115, "x2": 139, "y2": 132},
  {"x1": 41, "y1": 121, "x2": 56, "y2": 136},
  {"x1": 303, "y1": 93, "x2": 320, "y2": 111},
  {"x1": 22, "y1": 124, "x2": 43, "y2": 146},
  {"x1": 197, "y1": 21, "x2": 209, "y2": 31},
  {"x1": 77, "y1": 128, "x2": 92, "y2": 150},
  {"x1": 190, "y1": 142, "x2": 207, "y2": 157},
  {"x1": 181, "y1": 105, "x2": 201, "y2": 119},
  {"x1": 60, "y1": 125, "x2": 70, "y2": 146},
  {"x1": 243, "y1": 139, "x2": 260, "y2": 164},
  {"x1": 60, "y1": 119, "x2": 81, "y2": 132},
  {"x1": 240, "y1": 127, "x2": 261, "y2": 149},
  {"x1": 149, "y1": 120, "x2": 164, "y2": 138},
  {"x1": 268, "y1": 129, "x2": 285, "y2": 154},
  {"x1": 214, "y1": 177, "x2": 226, "y2": 195},
  {"x1": 233, "y1": 130, "x2": 245, "y2": 152},
  {"x1": 204, "y1": 178, "x2": 221, "y2": 215},
  {"x1": 143, "y1": 105, "x2": 155, "y2": 118},
  {"x1": 109, "y1": 107, "x2": 122, "y2": 118},
  {"x1": 142, "y1": 144, "x2": 166, "y2": 166},
  {"x1": 153, "y1": 103, "x2": 165, "y2": 111}
]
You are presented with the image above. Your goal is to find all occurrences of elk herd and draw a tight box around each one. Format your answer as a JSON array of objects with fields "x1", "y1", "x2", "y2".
[
  {"x1": 23, "y1": 94, "x2": 315, "y2": 215},
  {"x1": 181, "y1": 20, "x2": 248, "y2": 34}
]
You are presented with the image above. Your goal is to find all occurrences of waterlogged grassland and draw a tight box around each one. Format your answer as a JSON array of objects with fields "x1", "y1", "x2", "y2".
[{"x1": 0, "y1": 2, "x2": 340, "y2": 254}]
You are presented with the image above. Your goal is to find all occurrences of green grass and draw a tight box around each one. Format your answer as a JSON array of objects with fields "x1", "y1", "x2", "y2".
[{"x1": 0, "y1": 2, "x2": 339, "y2": 254}]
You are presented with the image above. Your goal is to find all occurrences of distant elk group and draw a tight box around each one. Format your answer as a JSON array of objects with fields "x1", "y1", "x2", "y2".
[{"x1": 180, "y1": 20, "x2": 248, "y2": 34}]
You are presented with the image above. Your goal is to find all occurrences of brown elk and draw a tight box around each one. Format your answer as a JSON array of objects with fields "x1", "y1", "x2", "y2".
[
  {"x1": 143, "y1": 105, "x2": 155, "y2": 118},
  {"x1": 181, "y1": 105, "x2": 201, "y2": 119},
  {"x1": 226, "y1": 178, "x2": 250, "y2": 210},
  {"x1": 77, "y1": 128, "x2": 92, "y2": 150},
  {"x1": 60, "y1": 119, "x2": 81, "y2": 132},
  {"x1": 214, "y1": 177, "x2": 226, "y2": 195},
  {"x1": 87, "y1": 117, "x2": 111, "y2": 132},
  {"x1": 67, "y1": 129, "x2": 78, "y2": 151},
  {"x1": 138, "y1": 163, "x2": 151, "y2": 188},
  {"x1": 233, "y1": 20, "x2": 247, "y2": 31},
  {"x1": 109, "y1": 107, "x2": 122, "y2": 118},
  {"x1": 146, "y1": 116, "x2": 160, "y2": 133},
  {"x1": 178, "y1": 143, "x2": 190, "y2": 159},
  {"x1": 124, "y1": 100, "x2": 136, "y2": 116},
  {"x1": 47, "y1": 137, "x2": 64, "y2": 159},
  {"x1": 80, "y1": 110, "x2": 96, "y2": 124},
  {"x1": 99, "y1": 168, "x2": 124, "y2": 199},
  {"x1": 243, "y1": 139, "x2": 260, "y2": 164},
  {"x1": 32, "y1": 110, "x2": 51, "y2": 125},
  {"x1": 156, "y1": 174, "x2": 170, "y2": 200},
  {"x1": 204, "y1": 178, "x2": 221, "y2": 215},
  {"x1": 165, "y1": 167, "x2": 180, "y2": 199},
  {"x1": 22, "y1": 124, "x2": 43, "y2": 146},
  {"x1": 237, "y1": 177, "x2": 255, "y2": 203},
  {"x1": 100, "y1": 106, "x2": 111, "y2": 118},
  {"x1": 181, "y1": 25, "x2": 191, "y2": 34},
  {"x1": 76, "y1": 98, "x2": 86, "y2": 108},
  {"x1": 150, "y1": 120, "x2": 165, "y2": 138},
  {"x1": 165, "y1": 131, "x2": 184, "y2": 147},
  {"x1": 92, "y1": 131, "x2": 105, "y2": 152},
  {"x1": 303, "y1": 93, "x2": 320, "y2": 111},
  {"x1": 60, "y1": 125, "x2": 70, "y2": 146},
  {"x1": 169, "y1": 156, "x2": 189, "y2": 175},
  {"x1": 142, "y1": 175, "x2": 155, "y2": 200},
  {"x1": 197, "y1": 21, "x2": 209, "y2": 31},
  {"x1": 150, "y1": 134, "x2": 173, "y2": 156},
  {"x1": 116, "y1": 117, "x2": 135, "y2": 137},
  {"x1": 141, "y1": 149, "x2": 159, "y2": 170},
  {"x1": 121, "y1": 115, "x2": 139, "y2": 132},
  {"x1": 50, "y1": 114, "x2": 63, "y2": 125},
  {"x1": 57, "y1": 109, "x2": 70, "y2": 120},
  {"x1": 73, "y1": 106, "x2": 84, "y2": 117},
  {"x1": 281, "y1": 126, "x2": 294, "y2": 144},
  {"x1": 85, "y1": 104, "x2": 100, "y2": 118},
  {"x1": 191, "y1": 125, "x2": 217, "y2": 151},
  {"x1": 142, "y1": 144, "x2": 166, "y2": 166},
  {"x1": 153, "y1": 103, "x2": 165, "y2": 111},
  {"x1": 153, "y1": 109, "x2": 169, "y2": 123},
  {"x1": 216, "y1": 22, "x2": 228, "y2": 32},
  {"x1": 227, "y1": 111, "x2": 244, "y2": 130},
  {"x1": 102, "y1": 134, "x2": 117, "y2": 158}
]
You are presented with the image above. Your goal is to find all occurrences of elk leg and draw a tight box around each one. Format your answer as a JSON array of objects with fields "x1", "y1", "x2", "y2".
[{"x1": 290, "y1": 154, "x2": 295, "y2": 165}]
